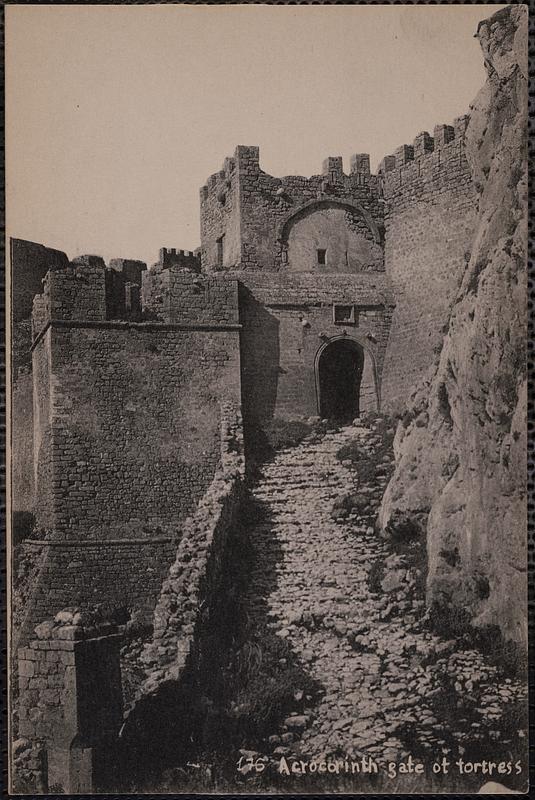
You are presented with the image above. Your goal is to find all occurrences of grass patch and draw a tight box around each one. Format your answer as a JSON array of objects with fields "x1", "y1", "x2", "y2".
[
  {"x1": 263, "y1": 418, "x2": 314, "y2": 451},
  {"x1": 428, "y1": 603, "x2": 527, "y2": 678},
  {"x1": 336, "y1": 439, "x2": 364, "y2": 466},
  {"x1": 367, "y1": 559, "x2": 384, "y2": 594},
  {"x1": 12, "y1": 511, "x2": 36, "y2": 547},
  {"x1": 335, "y1": 414, "x2": 396, "y2": 484},
  {"x1": 245, "y1": 417, "x2": 331, "y2": 476}
]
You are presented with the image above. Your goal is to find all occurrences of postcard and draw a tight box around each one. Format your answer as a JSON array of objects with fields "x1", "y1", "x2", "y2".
[{"x1": 6, "y1": 3, "x2": 528, "y2": 794}]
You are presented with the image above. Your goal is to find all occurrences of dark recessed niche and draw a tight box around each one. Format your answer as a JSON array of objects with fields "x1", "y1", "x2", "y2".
[{"x1": 333, "y1": 304, "x2": 356, "y2": 325}]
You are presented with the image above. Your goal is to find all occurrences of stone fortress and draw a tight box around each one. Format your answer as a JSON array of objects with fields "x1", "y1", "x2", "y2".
[{"x1": 11, "y1": 117, "x2": 477, "y2": 643}]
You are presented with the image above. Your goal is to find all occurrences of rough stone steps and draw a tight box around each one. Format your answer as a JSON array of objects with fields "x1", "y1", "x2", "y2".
[{"x1": 237, "y1": 422, "x2": 525, "y2": 771}]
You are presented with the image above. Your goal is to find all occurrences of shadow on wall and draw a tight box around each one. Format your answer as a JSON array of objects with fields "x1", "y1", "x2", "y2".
[
  {"x1": 238, "y1": 284, "x2": 280, "y2": 433},
  {"x1": 115, "y1": 494, "x2": 322, "y2": 793}
]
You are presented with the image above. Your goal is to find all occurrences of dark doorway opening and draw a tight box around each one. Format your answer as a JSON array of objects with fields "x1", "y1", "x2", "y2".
[{"x1": 318, "y1": 339, "x2": 364, "y2": 422}]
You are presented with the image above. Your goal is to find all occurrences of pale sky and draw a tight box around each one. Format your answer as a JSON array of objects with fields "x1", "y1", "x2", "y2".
[{"x1": 6, "y1": 4, "x2": 504, "y2": 267}]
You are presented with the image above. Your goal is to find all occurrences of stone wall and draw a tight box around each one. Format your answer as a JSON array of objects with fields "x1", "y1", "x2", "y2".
[
  {"x1": 31, "y1": 260, "x2": 241, "y2": 539},
  {"x1": 34, "y1": 323, "x2": 237, "y2": 538},
  {"x1": 10, "y1": 239, "x2": 70, "y2": 523},
  {"x1": 10, "y1": 238, "x2": 69, "y2": 323},
  {"x1": 200, "y1": 153, "x2": 242, "y2": 269},
  {"x1": 15, "y1": 408, "x2": 245, "y2": 792},
  {"x1": 200, "y1": 146, "x2": 384, "y2": 273},
  {"x1": 12, "y1": 369, "x2": 34, "y2": 513},
  {"x1": 142, "y1": 267, "x2": 239, "y2": 325},
  {"x1": 131, "y1": 405, "x2": 244, "y2": 696},
  {"x1": 157, "y1": 247, "x2": 201, "y2": 272},
  {"x1": 32, "y1": 328, "x2": 55, "y2": 530},
  {"x1": 229, "y1": 271, "x2": 394, "y2": 424},
  {"x1": 21, "y1": 259, "x2": 243, "y2": 641},
  {"x1": 287, "y1": 204, "x2": 383, "y2": 274},
  {"x1": 15, "y1": 536, "x2": 178, "y2": 650},
  {"x1": 15, "y1": 610, "x2": 124, "y2": 793},
  {"x1": 379, "y1": 117, "x2": 478, "y2": 413},
  {"x1": 142, "y1": 263, "x2": 392, "y2": 425}
]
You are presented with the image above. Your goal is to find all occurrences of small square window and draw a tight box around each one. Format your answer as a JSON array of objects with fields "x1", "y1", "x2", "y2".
[
  {"x1": 317, "y1": 248, "x2": 327, "y2": 265},
  {"x1": 333, "y1": 304, "x2": 356, "y2": 324}
]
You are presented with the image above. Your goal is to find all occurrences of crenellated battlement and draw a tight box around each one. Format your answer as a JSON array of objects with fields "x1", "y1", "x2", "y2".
[
  {"x1": 158, "y1": 247, "x2": 201, "y2": 271},
  {"x1": 30, "y1": 254, "x2": 150, "y2": 338},
  {"x1": 378, "y1": 113, "x2": 477, "y2": 411},
  {"x1": 378, "y1": 114, "x2": 471, "y2": 192},
  {"x1": 31, "y1": 250, "x2": 240, "y2": 345},
  {"x1": 32, "y1": 257, "x2": 108, "y2": 335},
  {"x1": 200, "y1": 145, "x2": 383, "y2": 272}
]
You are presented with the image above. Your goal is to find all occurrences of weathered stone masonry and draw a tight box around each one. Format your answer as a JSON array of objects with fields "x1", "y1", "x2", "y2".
[
  {"x1": 11, "y1": 240, "x2": 70, "y2": 515},
  {"x1": 136, "y1": 406, "x2": 245, "y2": 696},
  {"x1": 233, "y1": 271, "x2": 393, "y2": 425},
  {"x1": 199, "y1": 147, "x2": 392, "y2": 424},
  {"x1": 200, "y1": 146, "x2": 384, "y2": 273},
  {"x1": 32, "y1": 263, "x2": 241, "y2": 540},
  {"x1": 20, "y1": 254, "x2": 241, "y2": 642},
  {"x1": 379, "y1": 116, "x2": 477, "y2": 413},
  {"x1": 15, "y1": 406, "x2": 244, "y2": 792},
  {"x1": 14, "y1": 119, "x2": 477, "y2": 642},
  {"x1": 12, "y1": 6, "x2": 527, "y2": 790},
  {"x1": 16, "y1": 611, "x2": 124, "y2": 793}
]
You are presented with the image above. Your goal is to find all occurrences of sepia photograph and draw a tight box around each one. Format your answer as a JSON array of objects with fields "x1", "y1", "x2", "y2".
[{"x1": 6, "y1": 2, "x2": 529, "y2": 794}]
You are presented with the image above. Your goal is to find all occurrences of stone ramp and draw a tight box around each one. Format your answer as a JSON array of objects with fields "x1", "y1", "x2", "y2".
[{"x1": 241, "y1": 422, "x2": 527, "y2": 768}]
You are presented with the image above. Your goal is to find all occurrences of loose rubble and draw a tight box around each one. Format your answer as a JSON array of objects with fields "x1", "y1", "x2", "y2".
[{"x1": 227, "y1": 417, "x2": 527, "y2": 789}]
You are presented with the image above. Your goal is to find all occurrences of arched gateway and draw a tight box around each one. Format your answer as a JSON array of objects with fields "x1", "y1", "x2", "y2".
[{"x1": 316, "y1": 338, "x2": 364, "y2": 421}]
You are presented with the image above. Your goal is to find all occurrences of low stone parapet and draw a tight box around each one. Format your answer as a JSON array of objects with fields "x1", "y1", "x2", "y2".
[
  {"x1": 15, "y1": 607, "x2": 124, "y2": 793},
  {"x1": 135, "y1": 404, "x2": 245, "y2": 696}
]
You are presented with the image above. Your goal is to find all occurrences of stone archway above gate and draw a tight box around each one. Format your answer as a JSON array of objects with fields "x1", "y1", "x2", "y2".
[
  {"x1": 277, "y1": 198, "x2": 383, "y2": 247},
  {"x1": 277, "y1": 199, "x2": 384, "y2": 273}
]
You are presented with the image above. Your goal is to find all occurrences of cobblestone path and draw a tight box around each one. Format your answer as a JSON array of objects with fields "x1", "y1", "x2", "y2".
[{"x1": 241, "y1": 420, "x2": 527, "y2": 769}]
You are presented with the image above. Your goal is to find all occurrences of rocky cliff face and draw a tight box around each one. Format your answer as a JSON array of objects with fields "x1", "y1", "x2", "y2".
[{"x1": 379, "y1": 5, "x2": 528, "y2": 646}]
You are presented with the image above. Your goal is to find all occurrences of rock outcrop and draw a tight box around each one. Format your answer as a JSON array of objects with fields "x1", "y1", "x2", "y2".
[{"x1": 379, "y1": 5, "x2": 528, "y2": 646}]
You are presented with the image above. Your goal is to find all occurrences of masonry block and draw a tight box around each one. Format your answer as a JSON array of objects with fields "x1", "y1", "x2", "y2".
[
  {"x1": 322, "y1": 156, "x2": 344, "y2": 177},
  {"x1": 394, "y1": 145, "x2": 414, "y2": 167},
  {"x1": 378, "y1": 155, "x2": 396, "y2": 174},
  {"x1": 350, "y1": 153, "x2": 371, "y2": 175},
  {"x1": 17, "y1": 611, "x2": 124, "y2": 793},
  {"x1": 433, "y1": 124, "x2": 455, "y2": 147},
  {"x1": 71, "y1": 255, "x2": 106, "y2": 270},
  {"x1": 413, "y1": 131, "x2": 434, "y2": 158},
  {"x1": 234, "y1": 145, "x2": 260, "y2": 168}
]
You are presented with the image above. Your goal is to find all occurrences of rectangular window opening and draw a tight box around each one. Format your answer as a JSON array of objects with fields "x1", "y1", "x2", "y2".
[
  {"x1": 333, "y1": 304, "x2": 356, "y2": 325},
  {"x1": 317, "y1": 248, "x2": 327, "y2": 266},
  {"x1": 216, "y1": 235, "x2": 224, "y2": 267}
]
